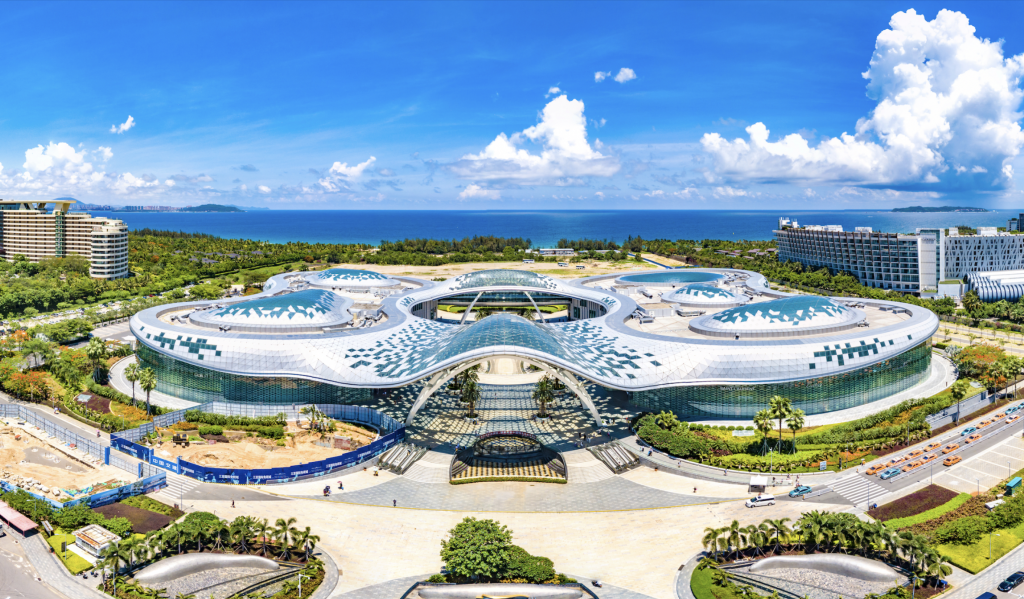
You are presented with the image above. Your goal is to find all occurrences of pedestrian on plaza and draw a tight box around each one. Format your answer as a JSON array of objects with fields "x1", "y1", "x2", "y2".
[
  {"x1": 231, "y1": 500, "x2": 235, "y2": 508},
  {"x1": 694, "y1": 487, "x2": 697, "y2": 493},
  {"x1": 96, "y1": 429, "x2": 101, "y2": 438},
  {"x1": 338, "y1": 480, "x2": 344, "y2": 491},
  {"x1": 393, "y1": 499, "x2": 396, "y2": 507}
]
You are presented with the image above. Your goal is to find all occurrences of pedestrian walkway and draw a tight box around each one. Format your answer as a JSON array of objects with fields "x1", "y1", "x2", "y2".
[
  {"x1": 401, "y1": 450, "x2": 453, "y2": 484},
  {"x1": 153, "y1": 471, "x2": 202, "y2": 507},
  {"x1": 21, "y1": 533, "x2": 108, "y2": 599},
  {"x1": 828, "y1": 474, "x2": 889, "y2": 507},
  {"x1": 564, "y1": 448, "x2": 615, "y2": 483}
]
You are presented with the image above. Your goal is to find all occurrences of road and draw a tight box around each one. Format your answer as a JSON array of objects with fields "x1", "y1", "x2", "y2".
[
  {"x1": 776, "y1": 396, "x2": 1024, "y2": 508},
  {"x1": 0, "y1": 533, "x2": 67, "y2": 599}
]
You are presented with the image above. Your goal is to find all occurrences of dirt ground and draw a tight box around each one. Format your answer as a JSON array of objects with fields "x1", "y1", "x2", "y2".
[
  {"x1": 329, "y1": 260, "x2": 661, "y2": 280},
  {"x1": 154, "y1": 429, "x2": 368, "y2": 469},
  {"x1": 0, "y1": 427, "x2": 129, "y2": 498}
]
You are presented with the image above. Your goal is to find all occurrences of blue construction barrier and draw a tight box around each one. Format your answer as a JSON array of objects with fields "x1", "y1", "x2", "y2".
[
  {"x1": 177, "y1": 427, "x2": 404, "y2": 484},
  {"x1": 0, "y1": 472, "x2": 165, "y2": 510},
  {"x1": 110, "y1": 435, "x2": 153, "y2": 463}
]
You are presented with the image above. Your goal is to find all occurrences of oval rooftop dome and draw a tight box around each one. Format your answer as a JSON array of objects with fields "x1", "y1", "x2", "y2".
[
  {"x1": 189, "y1": 289, "x2": 353, "y2": 332},
  {"x1": 306, "y1": 268, "x2": 397, "y2": 288},
  {"x1": 450, "y1": 269, "x2": 558, "y2": 290},
  {"x1": 662, "y1": 283, "x2": 749, "y2": 307},
  {"x1": 689, "y1": 296, "x2": 863, "y2": 338}
]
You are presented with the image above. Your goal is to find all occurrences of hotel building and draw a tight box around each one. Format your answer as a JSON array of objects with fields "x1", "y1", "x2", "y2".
[{"x1": 0, "y1": 199, "x2": 129, "y2": 279}]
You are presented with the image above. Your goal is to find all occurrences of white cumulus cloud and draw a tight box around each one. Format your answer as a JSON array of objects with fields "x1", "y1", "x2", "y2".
[
  {"x1": 594, "y1": 71, "x2": 611, "y2": 83},
  {"x1": 257, "y1": 185, "x2": 271, "y2": 194},
  {"x1": 613, "y1": 68, "x2": 636, "y2": 83},
  {"x1": 449, "y1": 95, "x2": 620, "y2": 184},
  {"x1": 546, "y1": 86, "x2": 562, "y2": 97},
  {"x1": 458, "y1": 184, "x2": 500, "y2": 200},
  {"x1": 109, "y1": 116, "x2": 135, "y2": 134},
  {"x1": 317, "y1": 156, "x2": 376, "y2": 192},
  {"x1": 700, "y1": 9, "x2": 1024, "y2": 192}
]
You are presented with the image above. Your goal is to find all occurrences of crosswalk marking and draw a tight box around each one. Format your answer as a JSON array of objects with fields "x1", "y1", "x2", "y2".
[
  {"x1": 828, "y1": 474, "x2": 889, "y2": 506},
  {"x1": 152, "y1": 472, "x2": 201, "y2": 506}
]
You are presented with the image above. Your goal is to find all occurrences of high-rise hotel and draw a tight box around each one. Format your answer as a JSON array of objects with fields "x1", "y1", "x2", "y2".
[
  {"x1": 0, "y1": 199, "x2": 129, "y2": 279},
  {"x1": 775, "y1": 217, "x2": 1024, "y2": 300}
]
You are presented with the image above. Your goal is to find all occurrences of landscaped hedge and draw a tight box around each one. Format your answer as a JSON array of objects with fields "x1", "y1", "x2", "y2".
[
  {"x1": 869, "y1": 485, "x2": 958, "y2": 522},
  {"x1": 884, "y1": 493, "x2": 971, "y2": 529},
  {"x1": 905, "y1": 496, "x2": 989, "y2": 537},
  {"x1": 184, "y1": 410, "x2": 285, "y2": 427},
  {"x1": 87, "y1": 380, "x2": 171, "y2": 415}
]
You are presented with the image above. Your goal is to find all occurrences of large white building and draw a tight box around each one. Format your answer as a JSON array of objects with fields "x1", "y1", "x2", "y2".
[
  {"x1": 0, "y1": 199, "x2": 129, "y2": 279},
  {"x1": 776, "y1": 218, "x2": 1024, "y2": 299}
]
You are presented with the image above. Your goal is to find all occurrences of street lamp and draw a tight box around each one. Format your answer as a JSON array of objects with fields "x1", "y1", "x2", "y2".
[{"x1": 298, "y1": 573, "x2": 310, "y2": 597}]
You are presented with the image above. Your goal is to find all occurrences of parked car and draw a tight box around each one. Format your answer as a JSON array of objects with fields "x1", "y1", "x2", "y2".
[
  {"x1": 977, "y1": 419, "x2": 993, "y2": 429},
  {"x1": 921, "y1": 454, "x2": 937, "y2": 464},
  {"x1": 961, "y1": 426, "x2": 978, "y2": 436},
  {"x1": 966, "y1": 433, "x2": 982, "y2": 443},
  {"x1": 789, "y1": 486, "x2": 812, "y2": 498},
  {"x1": 994, "y1": 412, "x2": 1006, "y2": 419},
  {"x1": 880, "y1": 467, "x2": 902, "y2": 480},
  {"x1": 998, "y1": 571, "x2": 1024, "y2": 592},
  {"x1": 866, "y1": 463, "x2": 887, "y2": 475},
  {"x1": 942, "y1": 443, "x2": 959, "y2": 454},
  {"x1": 906, "y1": 449, "x2": 924, "y2": 459},
  {"x1": 745, "y1": 494, "x2": 776, "y2": 508},
  {"x1": 887, "y1": 456, "x2": 906, "y2": 467},
  {"x1": 943, "y1": 455, "x2": 962, "y2": 467},
  {"x1": 1007, "y1": 406, "x2": 1021, "y2": 415},
  {"x1": 974, "y1": 593, "x2": 996, "y2": 599},
  {"x1": 925, "y1": 442, "x2": 942, "y2": 452},
  {"x1": 1009, "y1": 415, "x2": 1021, "y2": 425},
  {"x1": 902, "y1": 460, "x2": 924, "y2": 472}
]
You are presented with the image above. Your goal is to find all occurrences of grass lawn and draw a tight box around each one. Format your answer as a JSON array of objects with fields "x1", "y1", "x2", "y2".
[
  {"x1": 690, "y1": 566, "x2": 744, "y2": 599},
  {"x1": 937, "y1": 528, "x2": 1022, "y2": 574},
  {"x1": 46, "y1": 534, "x2": 93, "y2": 574}
]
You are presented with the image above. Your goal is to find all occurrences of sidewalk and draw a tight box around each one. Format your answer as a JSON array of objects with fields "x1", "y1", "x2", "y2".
[{"x1": 22, "y1": 533, "x2": 108, "y2": 599}]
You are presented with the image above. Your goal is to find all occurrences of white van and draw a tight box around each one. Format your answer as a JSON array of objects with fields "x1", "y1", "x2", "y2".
[{"x1": 744, "y1": 494, "x2": 776, "y2": 508}]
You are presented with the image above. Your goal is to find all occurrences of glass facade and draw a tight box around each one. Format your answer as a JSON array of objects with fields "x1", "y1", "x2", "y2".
[
  {"x1": 631, "y1": 342, "x2": 931, "y2": 419},
  {"x1": 618, "y1": 271, "x2": 723, "y2": 284},
  {"x1": 451, "y1": 269, "x2": 558, "y2": 290},
  {"x1": 137, "y1": 344, "x2": 370, "y2": 405}
]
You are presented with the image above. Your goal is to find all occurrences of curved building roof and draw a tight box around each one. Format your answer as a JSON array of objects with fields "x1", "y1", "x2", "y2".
[
  {"x1": 450, "y1": 269, "x2": 558, "y2": 291},
  {"x1": 189, "y1": 289, "x2": 352, "y2": 333},
  {"x1": 132, "y1": 268, "x2": 935, "y2": 393},
  {"x1": 662, "y1": 284, "x2": 749, "y2": 307},
  {"x1": 616, "y1": 271, "x2": 723, "y2": 287},
  {"x1": 307, "y1": 268, "x2": 397, "y2": 288},
  {"x1": 690, "y1": 296, "x2": 863, "y2": 338}
]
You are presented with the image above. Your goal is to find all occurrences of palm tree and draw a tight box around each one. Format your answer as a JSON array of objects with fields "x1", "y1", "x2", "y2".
[
  {"x1": 274, "y1": 517, "x2": 299, "y2": 561},
  {"x1": 746, "y1": 523, "x2": 771, "y2": 557},
  {"x1": 532, "y1": 376, "x2": 555, "y2": 418},
  {"x1": 785, "y1": 409, "x2": 805, "y2": 454},
  {"x1": 763, "y1": 517, "x2": 792, "y2": 555},
  {"x1": 124, "y1": 362, "x2": 140, "y2": 406},
  {"x1": 722, "y1": 520, "x2": 746, "y2": 561},
  {"x1": 654, "y1": 410, "x2": 681, "y2": 430},
  {"x1": 294, "y1": 526, "x2": 320, "y2": 561},
  {"x1": 208, "y1": 520, "x2": 229, "y2": 552},
  {"x1": 256, "y1": 518, "x2": 272, "y2": 556},
  {"x1": 99, "y1": 543, "x2": 128, "y2": 591},
  {"x1": 462, "y1": 380, "x2": 480, "y2": 419},
  {"x1": 702, "y1": 526, "x2": 723, "y2": 561},
  {"x1": 753, "y1": 409, "x2": 773, "y2": 455},
  {"x1": 85, "y1": 336, "x2": 108, "y2": 382},
  {"x1": 768, "y1": 396, "x2": 792, "y2": 451},
  {"x1": 139, "y1": 366, "x2": 157, "y2": 416},
  {"x1": 230, "y1": 519, "x2": 253, "y2": 554}
]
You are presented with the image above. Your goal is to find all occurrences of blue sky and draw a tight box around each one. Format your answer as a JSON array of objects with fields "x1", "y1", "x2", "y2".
[{"x1": 4, "y1": 1, "x2": 1024, "y2": 209}]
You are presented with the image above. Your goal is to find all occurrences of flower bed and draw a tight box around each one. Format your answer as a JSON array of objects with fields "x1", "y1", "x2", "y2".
[
  {"x1": 93, "y1": 502, "x2": 174, "y2": 533},
  {"x1": 868, "y1": 485, "x2": 958, "y2": 521},
  {"x1": 905, "y1": 496, "x2": 989, "y2": 537},
  {"x1": 884, "y1": 493, "x2": 971, "y2": 529}
]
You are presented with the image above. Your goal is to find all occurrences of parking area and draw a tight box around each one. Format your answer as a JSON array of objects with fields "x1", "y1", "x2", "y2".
[{"x1": 933, "y1": 433, "x2": 1024, "y2": 494}]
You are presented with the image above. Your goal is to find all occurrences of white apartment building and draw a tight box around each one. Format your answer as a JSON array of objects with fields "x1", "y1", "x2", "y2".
[{"x1": 0, "y1": 199, "x2": 129, "y2": 279}]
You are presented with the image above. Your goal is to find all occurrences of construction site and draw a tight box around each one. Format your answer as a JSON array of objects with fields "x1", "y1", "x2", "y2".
[{"x1": 0, "y1": 422, "x2": 130, "y2": 503}]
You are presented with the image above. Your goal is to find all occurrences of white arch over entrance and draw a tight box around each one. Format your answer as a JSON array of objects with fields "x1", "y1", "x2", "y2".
[{"x1": 405, "y1": 355, "x2": 602, "y2": 426}]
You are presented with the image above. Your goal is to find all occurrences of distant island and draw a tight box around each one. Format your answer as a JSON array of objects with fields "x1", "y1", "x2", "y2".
[
  {"x1": 891, "y1": 206, "x2": 989, "y2": 213},
  {"x1": 180, "y1": 204, "x2": 244, "y2": 213}
]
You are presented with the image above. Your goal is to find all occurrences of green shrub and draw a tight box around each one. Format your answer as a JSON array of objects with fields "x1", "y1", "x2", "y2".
[
  {"x1": 426, "y1": 574, "x2": 448, "y2": 583},
  {"x1": 185, "y1": 410, "x2": 285, "y2": 427},
  {"x1": 198, "y1": 425, "x2": 223, "y2": 436},
  {"x1": 504, "y1": 545, "x2": 556, "y2": 583},
  {"x1": 990, "y1": 494, "x2": 1024, "y2": 529},
  {"x1": 934, "y1": 515, "x2": 991, "y2": 544}
]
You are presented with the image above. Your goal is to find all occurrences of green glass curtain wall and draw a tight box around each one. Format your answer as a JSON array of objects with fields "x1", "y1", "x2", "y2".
[
  {"x1": 137, "y1": 344, "x2": 371, "y2": 405},
  {"x1": 632, "y1": 342, "x2": 932, "y2": 419}
]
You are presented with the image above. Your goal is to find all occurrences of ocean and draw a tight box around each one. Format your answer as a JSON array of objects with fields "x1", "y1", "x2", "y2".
[{"x1": 91, "y1": 209, "x2": 1021, "y2": 247}]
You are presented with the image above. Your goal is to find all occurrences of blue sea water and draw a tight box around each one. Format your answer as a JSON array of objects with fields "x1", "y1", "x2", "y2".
[{"x1": 94, "y1": 209, "x2": 1021, "y2": 247}]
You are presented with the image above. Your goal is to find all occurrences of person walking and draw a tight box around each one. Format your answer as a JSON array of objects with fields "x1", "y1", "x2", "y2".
[
  {"x1": 231, "y1": 499, "x2": 235, "y2": 508},
  {"x1": 393, "y1": 499, "x2": 396, "y2": 507},
  {"x1": 338, "y1": 480, "x2": 344, "y2": 491}
]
